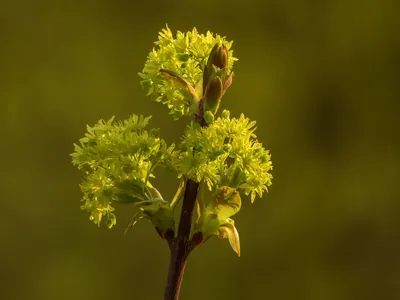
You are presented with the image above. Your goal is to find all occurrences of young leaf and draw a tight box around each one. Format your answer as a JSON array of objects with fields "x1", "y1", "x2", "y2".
[{"x1": 217, "y1": 219, "x2": 241, "y2": 256}]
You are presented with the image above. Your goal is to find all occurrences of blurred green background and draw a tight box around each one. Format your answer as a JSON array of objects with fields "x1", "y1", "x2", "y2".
[{"x1": 2, "y1": 0, "x2": 399, "y2": 299}]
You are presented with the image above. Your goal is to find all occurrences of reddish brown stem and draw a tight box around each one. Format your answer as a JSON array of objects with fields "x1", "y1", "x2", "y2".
[{"x1": 163, "y1": 179, "x2": 199, "y2": 300}]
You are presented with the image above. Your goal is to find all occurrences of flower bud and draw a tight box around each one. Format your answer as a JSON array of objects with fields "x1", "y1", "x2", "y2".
[{"x1": 221, "y1": 109, "x2": 230, "y2": 119}]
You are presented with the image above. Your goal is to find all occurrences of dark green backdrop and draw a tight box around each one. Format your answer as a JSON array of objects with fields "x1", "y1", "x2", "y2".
[{"x1": 2, "y1": 1, "x2": 399, "y2": 299}]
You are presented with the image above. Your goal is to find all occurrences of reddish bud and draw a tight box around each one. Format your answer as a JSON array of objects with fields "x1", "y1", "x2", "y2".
[
  {"x1": 204, "y1": 76, "x2": 223, "y2": 114},
  {"x1": 164, "y1": 229, "x2": 174, "y2": 242},
  {"x1": 191, "y1": 232, "x2": 204, "y2": 245},
  {"x1": 208, "y1": 42, "x2": 228, "y2": 70},
  {"x1": 155, "y1": 227, "x2": 174, "y2": 242},
  {"x1": 203, "y1": 42, "x2": 229, "y2": 94}
]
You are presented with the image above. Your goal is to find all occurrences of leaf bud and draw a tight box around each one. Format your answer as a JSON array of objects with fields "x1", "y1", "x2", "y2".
[
  {"x1": 204, "y1": 76, "x2": 223, "y2": 114},
  {"x1": 207, "y1": 42, "x2": 228, "y2": 69},
  {"x1": 204, "y1": 111, "x2": 215, "y2": 124}
]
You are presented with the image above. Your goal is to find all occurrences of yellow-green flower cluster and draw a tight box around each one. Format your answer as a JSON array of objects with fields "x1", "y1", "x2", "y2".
[
  {"x1": 139, "y1": 25, "x2": 237, "y2": 119},
  {"x1": 174, "y1": 110, "x2": 273, "y2": 202},
  {"x1": 71, "y1": 115, "x2": 174, "y2": 228},
  {"x1": 71, "y1": 26, "x2": 273, "y2": 249}
]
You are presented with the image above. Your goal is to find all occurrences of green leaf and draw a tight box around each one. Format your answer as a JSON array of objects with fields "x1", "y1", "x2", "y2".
[
  {"x1": 212, "y1": 186, "x2": 241, "y2": 221},
  {"x1": 193, "y1": 186, "x2": 241, "y2": 248}
]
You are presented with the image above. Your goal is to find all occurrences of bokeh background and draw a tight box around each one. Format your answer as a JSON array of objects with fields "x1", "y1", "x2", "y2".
[{"x1": 2, "y1": 1, "x2": 399, "y2": 299}]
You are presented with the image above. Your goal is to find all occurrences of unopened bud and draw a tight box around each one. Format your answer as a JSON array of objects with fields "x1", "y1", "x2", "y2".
[
  {"x1": 208, "y1": 42, "x2": 228, "y2": 69},
  {"x1": 204, "y1": 111, "x2": 215, "y2": 124},
  {"x1": 202, "y1": 43, "x2": 229, "y2": 93},
  {"x1": 191, "y1": 232, "x2": 204, "y2": 245},
  {"x1": 204, "y1": 76, "x2": 223, "y2": 114},
  {"x1": 155, "y1": 227, "x2": 174, "y2": 242},
  {"x1": 221, "y1": 109, "x2": 230, "y2": 119},
  {"x1": 163, "y1": 228, "x2": 174, "y2": 242}
]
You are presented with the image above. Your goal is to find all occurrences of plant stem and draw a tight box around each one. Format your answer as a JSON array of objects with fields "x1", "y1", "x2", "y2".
[{"x1": 164, "y1": 178, "x2": 199, "y2": 300}]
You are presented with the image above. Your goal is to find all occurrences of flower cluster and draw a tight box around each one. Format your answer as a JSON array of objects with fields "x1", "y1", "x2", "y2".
[
  {"x1": 72, "y1": 26, "x2": 273, "y2": 257},
  {"x1": 71, "y1": 114, "x2": 174, "y2": 228},
  {"x1": 174, "y1": 110, "x2": 273, "y2": 202},
  {"x1": 139, "y1": 25, "x2": 237, "y2": 119}
]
